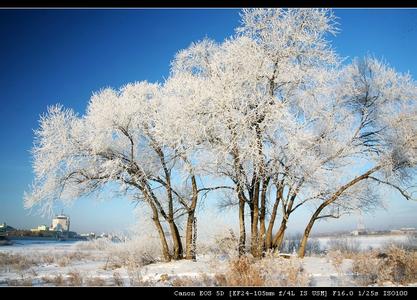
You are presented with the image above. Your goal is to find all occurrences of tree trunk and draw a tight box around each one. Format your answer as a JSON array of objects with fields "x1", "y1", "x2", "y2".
[
  {"x1": 298, "y1": 218, "x2": 315, "y2": 258},
  {"x1": 258, "y1": 177, "x2": 269, "y2": 256},
  {"x1": 272, "y1": 190, "x2": 297, "y2": 251},
  {"x1": 155, "y1": 147, "x2": 184, "y2": 260},
  {"x1": 238, "y1": 191, "x2": 246, "y2": 256},
  {"x1": 250, "y1": 177, "x2": 260, "y2": 257},
  {"x1": 149, "y1": 201, "x2": 171, "y2": 262},
  {"x1": 265, "y1": 185, "x2": 282, "y2": 250},
  {"x1": 169, "y1": 221, "x2": 183, "y2": 260},
  {"x1": 272, "y1": 217, "x2": 287, "y2": 251},
  {"x1": 298, "y1": 166, "x2": 380, "y2": 258}
]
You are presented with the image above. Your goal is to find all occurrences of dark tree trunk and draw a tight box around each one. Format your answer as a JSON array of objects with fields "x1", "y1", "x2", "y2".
[
  {"x1": 148, "y1": 201, "x2": 171, "y2": 262},
  {"x1": 272, "y1": 216, "x2": 287, "y2": 251},
  {"x1": 265, "y1": 184, "x2": 282, "y2": 251},
  {"x1": 298, "y1": 217, "x2": 315, "y2": 258},
  {"x1": 298, "y1": 166, "x2": 380, "y2": 258},
  {"x1": 258, "y1": 177, "x2": 269, "y2": 255},
  {"x1": 238, "y1": 191, "x2": 246, "y2": 256},
  {"x1": 250, "y1": 177, "x2": 260, "y2": 257},
  {"x1": 168, "y1": 221, "x2": 183, "y2": 260}
]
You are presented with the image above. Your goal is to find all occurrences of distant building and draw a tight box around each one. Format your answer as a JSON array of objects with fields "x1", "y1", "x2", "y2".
[
  {"x1": 51, "y1": 213, "x2": 70, "y2": 232},
  {"x1": 350, "y1": 229, "x2": 367, "y2": 236},
  {"x1": 30, "y1": 224, "x2": 49, "y2": 232},
  {"x1": 0, "y1": 222, "x2": 16, "y2": 232},
  {"x1": 351, "y1": 212, "x2": 367, "y2": 236}
]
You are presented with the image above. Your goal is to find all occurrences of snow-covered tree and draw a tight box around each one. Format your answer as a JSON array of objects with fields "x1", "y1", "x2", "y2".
[
  {"x1": 25, "y1": 82, "x2": 201, "y2": 261},
  {"x1": 168, "y1": 9, "x2": 417, "y2": 258}
]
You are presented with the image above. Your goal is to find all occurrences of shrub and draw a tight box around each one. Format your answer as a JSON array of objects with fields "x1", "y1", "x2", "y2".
[
  {"x1": 101, "y1": 237, "x2": 159, "y2": 270},
  {"x1": 0, "y1": 253, "x2": 38, "y2": 271},
  {"x1": 259, "y1": 254, "x2": 310, "y2": 286},
  {"x1": 214, "y1": 254, "x2": 310, "y2": 287},
  {"x1": 112, "y1": 271, "x2": 124, "y2": 286},
  {"x1": 85, "y1": 276, "x2": 106, "y2": 286},
  {"x1": 6, "y1": 277, "x2": 33, "y2": 286},
  {"x1": 41, "y1": 274, "x2": 66, "y2": 286},
  {"x1": 352, "y1": 246, "x2": 417, "y2": 285},
  {"x1": 67, "y1": 270, "x2": 83, "y2": 286},
  {"x1": 223, "y1": 255, "x2": 264, "y2": 286},
  {"x1": 207, "y1": 229, "x2": 240, "y2": 259}
]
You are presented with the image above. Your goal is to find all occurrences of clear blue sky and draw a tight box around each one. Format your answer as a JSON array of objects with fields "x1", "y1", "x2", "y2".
[{"x1": 0, "y1": 9, "x2": 416, "y2": 234}]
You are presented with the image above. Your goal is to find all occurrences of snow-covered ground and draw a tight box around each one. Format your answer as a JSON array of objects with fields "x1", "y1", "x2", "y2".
[{"x1": 0, "y1": 235, "x2": 415, "y2": 287}]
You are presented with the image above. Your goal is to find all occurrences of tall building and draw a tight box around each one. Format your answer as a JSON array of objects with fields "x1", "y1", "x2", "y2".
[{"x1": 51, "y1": 213, "x2": 70, "y2": 232}]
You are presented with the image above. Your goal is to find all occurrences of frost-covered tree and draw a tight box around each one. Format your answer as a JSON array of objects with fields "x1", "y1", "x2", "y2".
[
  {"x1": 169, "y1": 8, "x2": 341, "y2": 256},
  {"x1": 24, "y1": 82, "x2": 205, "y2": 261},
  {"x1": 297, "y1": 58, "x2": 417, "y2": 257},
  {"x1": 168, "y1": 8, "x2": 417, "y2": 258}
]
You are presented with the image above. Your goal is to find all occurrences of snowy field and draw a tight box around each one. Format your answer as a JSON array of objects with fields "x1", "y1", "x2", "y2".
[
  {"x1": 314, "y1": 234, "x2": 411, "y2": 251},
  {"x1": 0, "y1": 234, "x2": 416, "y2": 287}
]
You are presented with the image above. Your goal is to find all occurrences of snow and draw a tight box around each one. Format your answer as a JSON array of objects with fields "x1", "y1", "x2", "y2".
[
  {"x1": 314, "y1": 234, "x2": 410, "y2": 251},
  {"x1": 1, "y1": 236, "x2": 415, "y2": 287}
]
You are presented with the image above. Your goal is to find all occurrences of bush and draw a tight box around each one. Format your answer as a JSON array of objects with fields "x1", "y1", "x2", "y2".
[
  {"x1": 41, "y1": 274, "x2": 66, "y2": 286},
  {"x1": 96, "y1": 236, "x2": 159, "y2": 270},
  {"x1": 352, "y1": 246, "x2": 417, "y2": 285},
  {"x1": 204, "y1": 229, "x2": 239, "y2": 259},
  {"x1": 85, "y1": 276, "x2": 106, "y2": 286},
  {"x1": 6, "y1": 277, "x2": 33, "y2": 286},
  {"x1": 0, "y1": 253, "x2": 38, "y2": 271},
  {"x1": 67, "y1": 270, "x2": 83, "y2": 286},
  {"x1": 112, "y1": 271, "x2": 124, "y2": 286},
  {"x1": 214, "y1": 254, "x2": 310, "y2": 287},
  {"x1": 222, "y1": 255, "x2": 264, "y2": 286}
]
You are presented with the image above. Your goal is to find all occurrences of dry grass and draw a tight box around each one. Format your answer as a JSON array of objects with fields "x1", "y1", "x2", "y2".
[
  {"x1": 352, "y1": 246, "x2": 417, "y2": 286},
  {"x1": 33, "y1": 251, "x2": 92, "y2": 267},
  {"x1": 172, "y1": 277, "x2": 195, "y2": 286},
  {"x1": 6, "y1": 277, "x2": 33, "y2": 286},
  {"x1": 56, "y1": 251, "x2": 90, "y2": 267},
  {"x1": 57, "y1": 256, "x2": 71, "y2": 267},
  {"x1": 67, "y1": 270, "x2": 83, "y2": 286},
  {"x1": 98, "y1": 238, "x2": 158, "y2": 271},
  {"x1": 42, "y1": 255, "x2": 55, "y2": 264},
  {"x1": 328, "y1": 250, "x2": 344, "y2": 273},
  {"x1": 223, "y1": 256, "x2": 264, "y2": 286},
  {"x1": 212, "y1": 254, "x2": 309, "y2": 287},
  {"x1": 0, "y1": 253, "x2": 38, "y2": 271},
  {"x1": 112, "y1": 271, "x2": 124, "y2": 286},
  {"x1": 41, "y1": 274, "x2": 66, "y2": 286},
  {"x1": 259, "y1": 254, "x2": 310, "y2": 286},
  {"x1": 85, "y1": 276, "x2": 106, "y2": 286},
  {"x1": 85, "y1": 276, "x2": 107, "y2": 286},
  {"x1": 126, "y1": 268, "x2": 152, "y2": 286}
]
